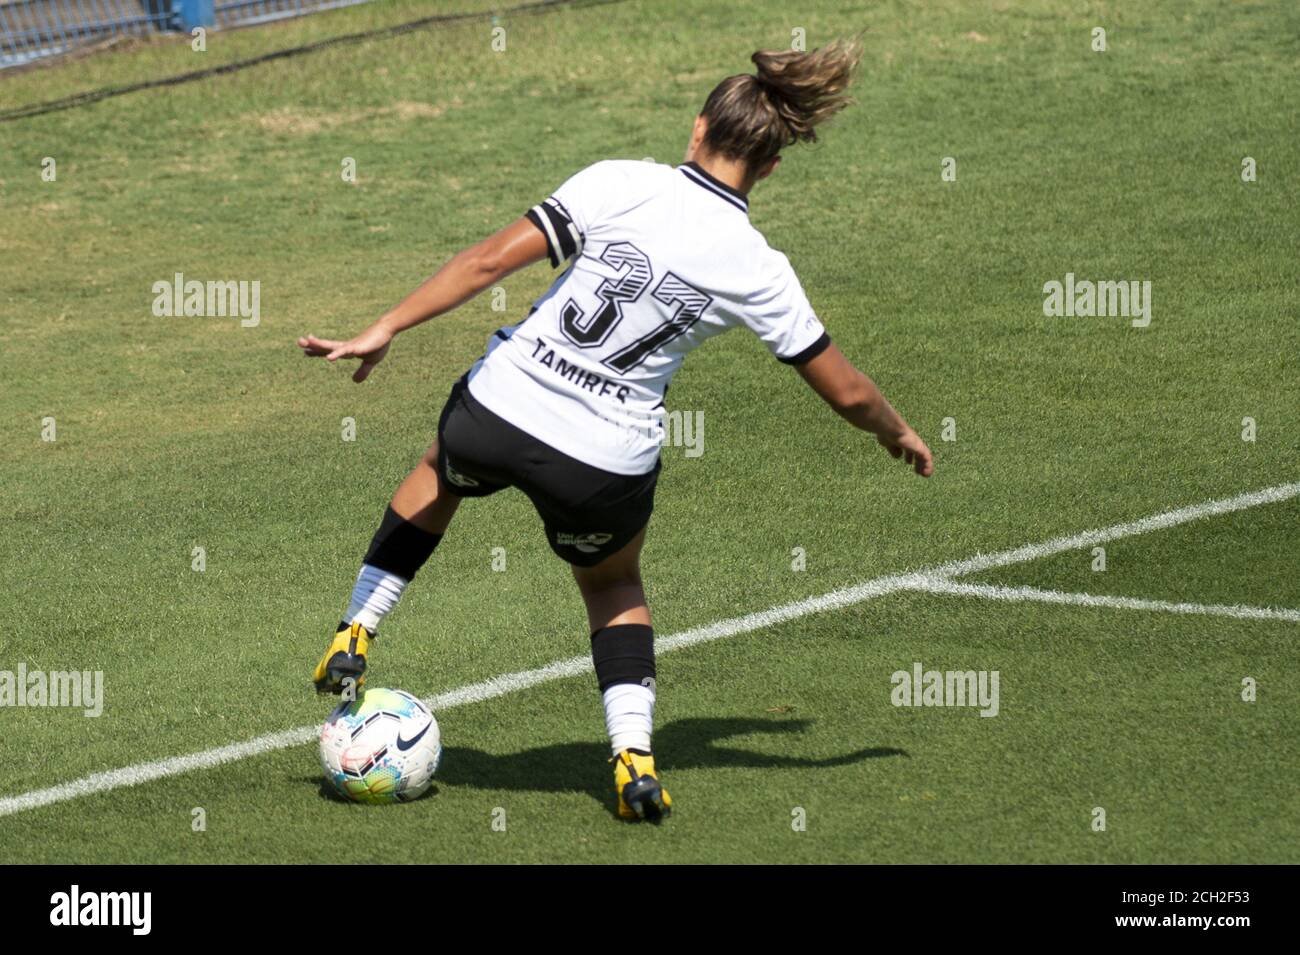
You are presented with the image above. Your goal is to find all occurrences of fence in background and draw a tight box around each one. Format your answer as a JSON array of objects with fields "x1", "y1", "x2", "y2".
[{"x1": 0, "y1": 0, "x2": 376, "y2": 69}]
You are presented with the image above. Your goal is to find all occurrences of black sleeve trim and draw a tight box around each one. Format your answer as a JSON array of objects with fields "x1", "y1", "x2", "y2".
[
  {"x1": 525, "y1": 198, "x2": 581, "y2": 269},
  {"x1": 524, "y1": 207, "x2": 560, "y2": 268},
  {"x1": 777, "y1": 331, "x2": 832, "y2": 366}
]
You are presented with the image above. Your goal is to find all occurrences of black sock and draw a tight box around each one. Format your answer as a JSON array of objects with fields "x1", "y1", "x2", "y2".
[
  {"x1": 590, "y1": 623, "x2": 656, "y2": 693},
  {"x1": 363, "y1": 505, "x2": 443, "y2": 581}
]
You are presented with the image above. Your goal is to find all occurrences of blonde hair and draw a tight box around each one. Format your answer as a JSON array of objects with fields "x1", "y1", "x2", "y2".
[{"x1": 699, "y1": 39, "x2": 863, "y2": 172}]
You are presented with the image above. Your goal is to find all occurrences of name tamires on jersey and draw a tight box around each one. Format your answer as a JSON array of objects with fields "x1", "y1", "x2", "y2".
[{"x1": 467, "y1": 158, "x2": 831, "y2": 475}]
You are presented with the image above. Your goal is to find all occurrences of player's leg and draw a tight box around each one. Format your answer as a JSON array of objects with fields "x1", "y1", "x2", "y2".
[
  {"x1": 313, "y1": 438, "x2": 461, "y2": 693},
  {"x1": 449, "y1": 386, "x2": 668, "y2": 818},
  {"x1": 314, "y1": 375, "x2": 507, "y2": 694},
  {"x1": 572, "y1": 527, "x2": 651, "y2": 632},
  {"x1": 390, "y1": 439, "x2": 464, "y2": 534},
  {"x1": 571, "y1": 528, "x2": 671, "y2": 820},
  {"x1": 349, "y1": 436, "x2": 462, "y2": 632}
]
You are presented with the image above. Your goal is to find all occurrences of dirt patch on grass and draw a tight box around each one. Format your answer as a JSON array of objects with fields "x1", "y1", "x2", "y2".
[{"x1": 250, "y1": 99, "x2": 459, "y2": 135}]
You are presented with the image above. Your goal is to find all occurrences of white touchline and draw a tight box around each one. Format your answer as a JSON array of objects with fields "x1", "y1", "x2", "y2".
[
  {"x1": 1, "y1": 480, "x2": 1296, "y2": 819},
  {"x1": 920, "y1": 480, "x2": 1300, "y2": 580},
  {"x1": 910, "y1": 579, "x2": 1300, "y2": 624}
]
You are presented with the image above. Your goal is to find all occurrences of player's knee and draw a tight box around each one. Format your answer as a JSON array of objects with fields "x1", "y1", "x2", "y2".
[{"x1": 575, "y1": 563, "x2": 642, "y2": 597}]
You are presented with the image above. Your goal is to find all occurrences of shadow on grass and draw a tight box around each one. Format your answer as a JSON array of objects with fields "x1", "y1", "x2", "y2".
[
  {"x1": 303, "y1": 716, "x2": 906, "y2": 815},
  {"x1": 449, "y1": 715, "x2": 905, "y2": 794}
]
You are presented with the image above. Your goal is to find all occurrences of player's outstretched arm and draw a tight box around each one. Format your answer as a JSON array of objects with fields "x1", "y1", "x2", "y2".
[
  {"x1": 795, "y1": 343, "x2": 934, "y2": 477},
  {"x1": 298, "y1": 217, "x2": 549, "y2": 382}
]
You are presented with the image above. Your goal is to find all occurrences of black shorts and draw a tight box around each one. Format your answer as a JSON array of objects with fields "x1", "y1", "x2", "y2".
[{"x1": 435, "y1": 375, "x2": 660, "y2": 567}]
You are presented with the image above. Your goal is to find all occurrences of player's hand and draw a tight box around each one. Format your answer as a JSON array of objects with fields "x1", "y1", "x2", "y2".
[
  {"x1": 298, "y1": 324, "x2": 393, "y2": 383},
  {"x1": 877, "y1": 428, "x2": 934, "y2": 477}
]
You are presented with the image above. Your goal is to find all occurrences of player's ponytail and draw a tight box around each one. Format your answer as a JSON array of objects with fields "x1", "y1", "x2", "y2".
[{"x1": 699, "y1": 39, "x2": 863, "y2": 173}]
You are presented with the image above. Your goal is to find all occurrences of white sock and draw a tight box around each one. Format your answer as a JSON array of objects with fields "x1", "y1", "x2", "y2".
[
  {"x1": 603, "y1": 682, "x2": 655, "y2": 755},
  {"x1": 344, "y1": 563, "x2": 409, "y2": 633}
]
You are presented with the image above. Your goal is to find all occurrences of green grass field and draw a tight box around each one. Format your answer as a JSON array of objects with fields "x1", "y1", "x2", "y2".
[{"x1": 2, "y1": 0, "x2": 1297, "y2": 863}]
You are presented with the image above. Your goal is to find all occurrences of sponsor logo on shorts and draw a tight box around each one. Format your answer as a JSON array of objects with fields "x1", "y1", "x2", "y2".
[
  {"x1": 556, "y1": 532, "x2": 614, "y2": 553},
  {"x1": 444, "y1": 461, "x2": 480, "y2": 488}
]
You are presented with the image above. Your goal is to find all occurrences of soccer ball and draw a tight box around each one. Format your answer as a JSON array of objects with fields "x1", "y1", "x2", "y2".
[{"x1": 319, "y1": 687, "x2": 442, "y2": 804}]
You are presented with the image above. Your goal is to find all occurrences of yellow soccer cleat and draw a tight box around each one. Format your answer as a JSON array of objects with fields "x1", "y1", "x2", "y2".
[
  {"x1": 612, "y1": 749, "x2": 671, "y2": 821},
  {"x1": 313, "y1": 620, "x2": 372, "y2": 694}
]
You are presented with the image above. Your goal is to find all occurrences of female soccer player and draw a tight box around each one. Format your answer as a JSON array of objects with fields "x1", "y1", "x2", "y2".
[{"x1": 299, "y1": 39, "x2": 933, "y2": 820}]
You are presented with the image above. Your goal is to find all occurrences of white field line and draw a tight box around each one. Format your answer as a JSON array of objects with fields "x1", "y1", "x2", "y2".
[
  {"x1": 921, "y1": 481, "x2": 1300, "y2": 580},
  {"x1": 910, "y1": 579, "x2": 1300, "y2": 624},
  {"x1": 1, "y1": 480, "x2": 1296, "y2": 820}
]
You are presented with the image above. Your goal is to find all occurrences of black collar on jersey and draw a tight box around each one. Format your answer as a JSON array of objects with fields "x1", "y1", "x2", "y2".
[{"x1": 679, "y1": 161, "x2": 749, "y2": 214}]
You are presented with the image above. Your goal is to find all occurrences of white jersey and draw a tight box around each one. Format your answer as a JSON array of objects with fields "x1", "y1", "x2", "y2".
[{"x1": 466, "y1": 159, "x2": 830, "y2": 475}]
